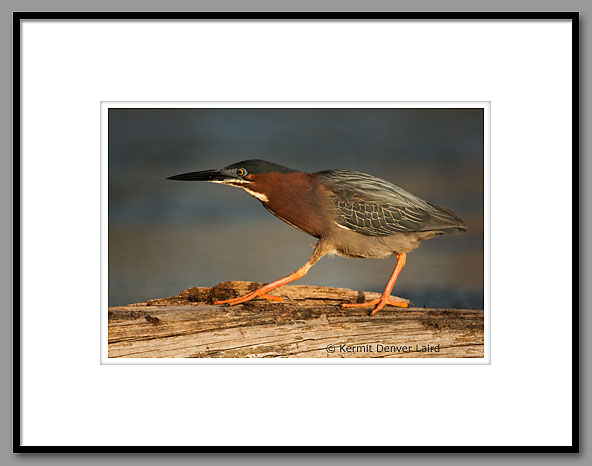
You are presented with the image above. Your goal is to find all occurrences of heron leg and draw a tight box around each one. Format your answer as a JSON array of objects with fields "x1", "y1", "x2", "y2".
[
  {"x1": 342, "y1": 253, "x2": 409, "y2": 315},
  {"x1": 214, "y1": 244, "x2": 326, "y2": 306}
]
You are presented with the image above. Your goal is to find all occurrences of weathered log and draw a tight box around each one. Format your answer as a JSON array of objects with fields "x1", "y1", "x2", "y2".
[{"x1": 108, "y1": 281, "x2": 484, "y2": 359}]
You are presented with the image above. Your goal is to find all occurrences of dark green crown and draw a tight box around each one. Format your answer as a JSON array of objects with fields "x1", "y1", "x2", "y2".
[{"x1": 224, "y1": 159, "x2": 295, "y2": 174}]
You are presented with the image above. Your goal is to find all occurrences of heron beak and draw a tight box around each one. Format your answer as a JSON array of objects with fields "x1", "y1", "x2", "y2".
[{"x1": 167, "y1": 169, "x2": 235, "y2": 182}]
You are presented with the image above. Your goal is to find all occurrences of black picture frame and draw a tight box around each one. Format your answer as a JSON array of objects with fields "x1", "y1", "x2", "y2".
[{"x1": 13, "y1": 11, "x2": 579, "y2": 453}]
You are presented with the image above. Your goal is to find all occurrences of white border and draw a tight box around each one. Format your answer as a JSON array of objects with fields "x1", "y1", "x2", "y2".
[
  {"x1": 21, "y1": 19, "x2": 572, "y2": 447},
  {"x1": 100, "y1": 101, "x2": 491, "y2": 365}
]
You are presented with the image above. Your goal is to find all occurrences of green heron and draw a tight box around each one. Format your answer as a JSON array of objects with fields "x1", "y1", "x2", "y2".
[{"x1": 168, "y1": 159, "x2": 466, "y2": 315}]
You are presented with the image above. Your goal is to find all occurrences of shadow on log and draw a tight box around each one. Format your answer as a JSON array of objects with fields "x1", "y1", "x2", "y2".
[{"x1": 108, "y1": 281, "x2": 484, "y2": 359}]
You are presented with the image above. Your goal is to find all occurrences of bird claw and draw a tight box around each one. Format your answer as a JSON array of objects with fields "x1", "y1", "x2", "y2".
[
  {"x1": 342, "y1": 298, "x2": 410, "y2": 316},
  {"x1": 259, "y1": 293, "x2": 283, "y2": 302},
  {"x1": 214, "y1": 292, "x2": 282, "y2": 306}
]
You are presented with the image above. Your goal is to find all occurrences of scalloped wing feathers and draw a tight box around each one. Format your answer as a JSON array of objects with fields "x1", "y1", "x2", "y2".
[{"x1": 315, "y1": 170, "x2": 466, "y2": 237}]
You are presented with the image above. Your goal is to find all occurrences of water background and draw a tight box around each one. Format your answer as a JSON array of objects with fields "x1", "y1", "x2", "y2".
[{"x1": 108, "y1": 108, "x2": 485, "y2": 309}]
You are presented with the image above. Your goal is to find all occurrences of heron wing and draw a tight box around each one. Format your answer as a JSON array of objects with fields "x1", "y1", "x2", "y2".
[{"x1": 316, "y1": 170, "x2": 466, "y2": 237}]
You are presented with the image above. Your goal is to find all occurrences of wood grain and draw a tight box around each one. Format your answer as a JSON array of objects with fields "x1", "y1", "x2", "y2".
[{"x1": 108, "y1": 281, "x2": 484, "y2": 359}]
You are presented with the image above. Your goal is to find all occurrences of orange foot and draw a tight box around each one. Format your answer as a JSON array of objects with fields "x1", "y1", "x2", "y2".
[
  {"x1": 342, "y1": 298, "x2": 409, "y2": 316},
  {"x1": 215, "y1": 292, "x2": 283, "y2": 306}
]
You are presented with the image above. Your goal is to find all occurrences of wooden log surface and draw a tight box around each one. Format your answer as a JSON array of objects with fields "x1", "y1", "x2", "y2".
[{"x1": 108, "y1": 281, "x2": 484, "y2": 359}]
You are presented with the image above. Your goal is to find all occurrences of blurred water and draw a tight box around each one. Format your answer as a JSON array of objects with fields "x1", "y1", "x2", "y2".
[{"x1": 108, "y1": 108, "x2": 484, "y2": 308}]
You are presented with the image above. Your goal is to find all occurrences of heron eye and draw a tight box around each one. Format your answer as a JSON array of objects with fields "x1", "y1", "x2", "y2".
[{"x1": 236, "y1": 168, "x2": 247, "y2": 177}]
